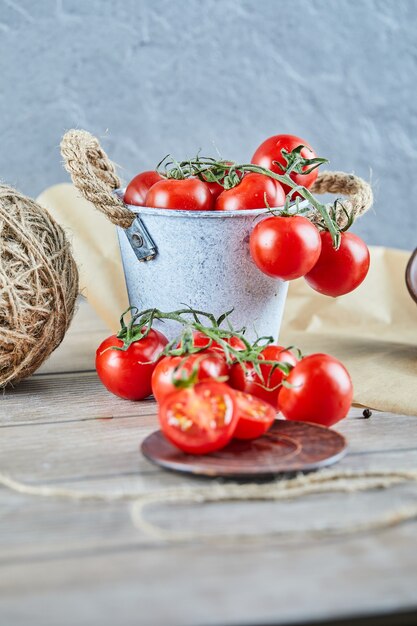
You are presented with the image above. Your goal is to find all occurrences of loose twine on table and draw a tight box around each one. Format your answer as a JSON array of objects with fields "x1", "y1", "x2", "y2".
[
  {"x1": 1, "y1": 468, "x2": 417, "y2": 544},
  {"x1": 60, "y1": 129, "x2": 373, "y2": 229}
]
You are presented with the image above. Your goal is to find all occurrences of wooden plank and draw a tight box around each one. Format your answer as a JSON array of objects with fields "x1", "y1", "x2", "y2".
[
  {"x1": 0, "y1": 407, "x2": 415, "y2": 481},
  {"x1": 1, "y1": 525, "x2": 417, "y2": 626},
  {"x1": 36, "y1": 296, "x2": 108, "y2": 375},
  {"x1": 0, "y1": 373, "x2": 156, "y2": 426}
]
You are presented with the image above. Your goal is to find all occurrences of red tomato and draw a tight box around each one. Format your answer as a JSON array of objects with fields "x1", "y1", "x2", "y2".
[
  {"x1": 96, "y1": 329, "x2": 168, "y2": 401},
  {"x1": 250, "y1": 215, "x2": 322, "y2": 280},
  {"x1": 158, "y1": 382, "x2": 238, "y2": 454},
  {"x1": 305, "y1": 231, "x2": 370, "y2": 297},
  {"x1": 205, "y1": 180, "x2": 224, "y2": 199},
  {"x1": 229, "y1": 345, "x2": 297, "y2": 409},
  {"x1": 202, "y1": 162, "x2": 238, "y2": 199},
  {"x1": 279, "y1": 354, "x2": 353, "y2": 427},
  {"x1": 215, "y1": 173, "x2": 285, "y2": 211},
  {"x1": 151, "y1": 351, "x2": 228, "y2": 403},
  {"x1": 124, "y1": 171, "x2": 162, "y2": 206},
  {"x1": 145, "y1": 178, "x2": 213, "y2": 211},
  {"x1": 251, "y1": 134, "x2": 319, "y2": 195},
  {"x1": 233, "y1": 391, "x2": 276, "y2": 440},
  {"x1": 189, "y1": 331, "x2": 246, "y2": 355}
]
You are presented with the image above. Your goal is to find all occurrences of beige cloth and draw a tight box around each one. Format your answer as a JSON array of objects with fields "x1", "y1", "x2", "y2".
[{"x1": 37, "y1": 183, "x2": 417, "y2": 415}]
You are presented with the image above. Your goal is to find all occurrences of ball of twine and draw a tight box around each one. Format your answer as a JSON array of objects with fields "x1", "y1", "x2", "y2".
[{"x1": 0, "y1": 185, "x2": 79, "y2": 387}]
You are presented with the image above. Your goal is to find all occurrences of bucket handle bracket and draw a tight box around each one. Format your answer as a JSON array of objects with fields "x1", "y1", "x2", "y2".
[{"x1": 124, "y1": 216, "x2": 158, "y2": 262}]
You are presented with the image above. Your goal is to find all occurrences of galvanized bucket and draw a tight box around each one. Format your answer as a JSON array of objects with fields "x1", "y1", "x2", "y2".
[{"x1": 116, "y1": 190, "x2": 290, "y2": 341}]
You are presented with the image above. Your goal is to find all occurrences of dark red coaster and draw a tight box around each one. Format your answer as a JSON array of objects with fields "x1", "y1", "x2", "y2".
[{"x1": 141, "y1": 420, "x2": 347, "y2": 479}]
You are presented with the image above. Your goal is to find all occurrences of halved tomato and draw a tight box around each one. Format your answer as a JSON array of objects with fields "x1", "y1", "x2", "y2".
[
  {"x1": 158, "y1": 382, "x2": 238, "y2": 454},
  {"x1": 233, "y1": 391, "x2": 276, "y2": 440}
]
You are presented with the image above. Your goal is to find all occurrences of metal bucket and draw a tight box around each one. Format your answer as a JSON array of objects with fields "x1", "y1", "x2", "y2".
[{"x1": 116, "y1": 190, "x2": 290, "y2": 341}]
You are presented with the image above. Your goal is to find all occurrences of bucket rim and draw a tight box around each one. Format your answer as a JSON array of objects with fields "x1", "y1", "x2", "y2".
[{"x1": 115, "y1": 189, "x2": 308, "y2": 219}]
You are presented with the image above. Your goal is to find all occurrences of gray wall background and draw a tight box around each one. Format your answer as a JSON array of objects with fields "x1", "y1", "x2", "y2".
[{"x1": 0, "y1": 0, "x2": 416, "y2": 249}]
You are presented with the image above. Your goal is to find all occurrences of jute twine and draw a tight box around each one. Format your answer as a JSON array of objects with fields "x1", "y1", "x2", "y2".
[
  {"x1": 0, "y1": 185, "x2": 79, "y2": 386},
  {"x1": 1, "y1": 468, "x2": 416, "y2": 544},
  {"x1": 60, "y1": 129, "x2": 373, "y2": 228}
]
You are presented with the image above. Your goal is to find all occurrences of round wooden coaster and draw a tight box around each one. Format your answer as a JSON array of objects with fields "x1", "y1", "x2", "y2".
[{"x1": 141, "y1": 420, "x2": 347, "y2": 479}]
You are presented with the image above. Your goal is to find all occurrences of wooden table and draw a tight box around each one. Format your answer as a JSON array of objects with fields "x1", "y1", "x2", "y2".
[{"x1": 1, "y1": 299, "x2": 417, "y2": 626}]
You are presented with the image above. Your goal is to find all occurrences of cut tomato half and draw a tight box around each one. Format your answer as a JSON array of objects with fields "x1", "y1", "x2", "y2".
[
  {"x1": 158, "y1": 382, "x2": 238, "y2": 455},
  {"x1": 233, "y1": 391, "x2": 276, "y2": 440}
]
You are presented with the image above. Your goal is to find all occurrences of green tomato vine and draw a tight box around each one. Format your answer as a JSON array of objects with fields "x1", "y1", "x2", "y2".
[{"x1": 157, "y1": 146, "x2": 349, "y2": 249}]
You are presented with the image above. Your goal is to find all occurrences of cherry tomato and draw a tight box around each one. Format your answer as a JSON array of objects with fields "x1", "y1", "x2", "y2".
[
  {"x1": 202, "y1": 162, "x2": 238, "y2": 199},
  {"x1": 151, "y1": 351, "x2": 228, "y2": 403},
  {"x1": 205, "y1": 180, "x2": 224, "y2": 199},
  {"x1": 251, "y1": 134, "x2": 319, "y2": 195},
  {"x1": 229, "y1": 345, "x2": 297, "y2": 409},
  {"x1": 250, "y1": 215, "x2": 322, "y2": 280},
  {"x1": 159, "y1": 382, "x2": 238, "y2": 454},
  {"x1": 145, "y1": 178, "x2": 213, "y2": 211},
  {"x1": 96, "y1": 329, "x2": 168, "y2": 401},
  {"x1": 187, "y1": 331, "x2": 246, "y2": 355},
  {"x1": 233, "y1": 391, "x2": 276, "y2": 440},
  {"x1": 215, "y1": 173, "x2": 285, "y2": 211},
  {"x1": 124, "y1": 171, "x2": 162, "y2": 206},
  {"x1": 279, "y1": 354, "x2": 353, "y2": 427},
  {"x1": 305, "y1": 231, "x2": 370, "y2": 297}
]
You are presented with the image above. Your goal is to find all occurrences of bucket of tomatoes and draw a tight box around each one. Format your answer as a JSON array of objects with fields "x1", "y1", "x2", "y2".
[{"x1": 61, "y1": 131, "x2": 373, "y2": 342}]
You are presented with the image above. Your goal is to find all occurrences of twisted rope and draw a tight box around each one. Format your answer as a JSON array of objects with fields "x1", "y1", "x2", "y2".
[
  {"x1": 60, "y1": 129, "x2": 134, "y2": 228},
  {"x1": 310, "y1": 170, "x2": 373, "y2": 227}
]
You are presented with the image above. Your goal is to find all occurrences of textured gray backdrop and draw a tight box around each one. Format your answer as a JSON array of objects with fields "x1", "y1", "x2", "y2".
[{"x1": 0, "y1": 0, "x2": 415, "y2": 249}]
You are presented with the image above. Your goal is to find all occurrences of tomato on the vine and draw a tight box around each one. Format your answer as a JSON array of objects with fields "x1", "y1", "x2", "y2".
[
  {"x1": 124, "y1": 171, "x2": 162, "y2": 206},
  {"x1": 205, "y1": 180, "x2": 224, "y2": 200},
  {"x1": 305, "y1": 231, "x2": 370, "y2": 297},
  {"x1": 233, "y1": 391, "x2": 276, "y2": 440},
  {"x1": 151, "y1": 351, "x2": 228, "y2": 403},
  {"x1": 96, "y1": 329, "x2": 168, "y2": 401},
  {"x1": 158, "y1": 381, "x2": 238, "y2": 454},
  {"x1": 145, "y1": 178, "x2": 213, "y2": 211},
  {"x1": 279, "y1": 354, "x2": 353, "y2": 427},
  {"x1": 250, "y1": 215, "x2": 322, "y2": 280},
  {"x1": 215, "y1": 173, "x2": 285, "y2": 211},
  {"x1": 186, "y1": 331, "x2": 246, "y2": 355},
  {"x1": 229, "y1": 345, "x2": 297, "y2": 409},
  {"x1": 202, "y1": 162, "x2": 235, "y2": 200},
  {"x1": 251, "y1": 134, "x2": 319, "y2": 194}
]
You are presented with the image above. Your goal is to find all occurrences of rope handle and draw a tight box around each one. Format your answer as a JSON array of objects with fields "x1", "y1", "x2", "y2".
[
  {"x1": 60, "y1": 129, "x2": 373, "y2": 229},
  {"x1": 60, "y1": 129, "x2": 135, "y2": 228},
  {"x1": 310, "y1": 170, "x2": 373, "y2": 226}
]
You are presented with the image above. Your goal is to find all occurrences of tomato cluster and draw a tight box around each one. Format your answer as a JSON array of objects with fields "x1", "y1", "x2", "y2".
[
  {"x1": 125, "y1": 168, "x2": 286, "y2": 213},
  {"x1": 125, "y1": 133, "x2": 370, "y2": 298},
  {"x1": 96, "y1": 321, "x2": 353, "y2": 456}
]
